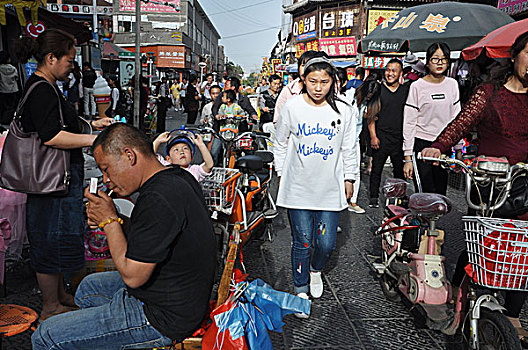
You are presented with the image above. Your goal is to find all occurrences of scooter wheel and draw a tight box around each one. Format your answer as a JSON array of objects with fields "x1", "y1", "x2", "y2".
[
  {"x1": 379, "y1": 274, "x2": 400, "y2": 303},
  {"x1": 464, "y1": 309, "x2": 521, "y2": 349}
]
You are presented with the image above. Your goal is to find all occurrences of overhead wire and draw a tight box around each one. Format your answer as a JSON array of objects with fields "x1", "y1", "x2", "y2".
[{"x1": 201, "y1": 0, "x2": 272, "y2": 28}]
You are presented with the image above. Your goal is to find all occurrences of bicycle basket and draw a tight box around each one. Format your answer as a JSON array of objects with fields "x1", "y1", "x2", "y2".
[
  {"x1": 464, "y1": 216, "x2": 528, "y2": 291},
  {"x1": 201, "y1": 167, "x2": 242, "y2": 215}
]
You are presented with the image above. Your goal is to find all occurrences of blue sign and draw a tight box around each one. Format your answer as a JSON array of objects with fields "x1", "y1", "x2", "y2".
[
  {"x1": 297, "y1": 31, "x2": 316, "y2": 41},
  {"x1": 25, "y1": 62, "x2": 38, "y2": 79}
]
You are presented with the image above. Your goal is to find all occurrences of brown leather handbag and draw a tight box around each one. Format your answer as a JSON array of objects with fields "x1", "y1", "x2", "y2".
[{"x1": 0, "y1": 80, "x2": 71, "y2": 195}]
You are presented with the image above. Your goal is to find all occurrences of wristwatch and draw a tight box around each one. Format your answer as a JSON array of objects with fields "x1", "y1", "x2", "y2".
[{"x1": 345, "y1": 179, "x2": 355, "y2": 184}]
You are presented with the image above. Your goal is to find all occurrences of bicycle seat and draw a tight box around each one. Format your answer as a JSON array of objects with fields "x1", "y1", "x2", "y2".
[
  {"x1": 235, "y1": 155, "x2": 263, "y2": 172},
  {"x1": 408, "y1": 193, "x2": 452, "y2": 218},
  {"x1": 383, "y1": 178, "x2": 407, "y2": 198}
]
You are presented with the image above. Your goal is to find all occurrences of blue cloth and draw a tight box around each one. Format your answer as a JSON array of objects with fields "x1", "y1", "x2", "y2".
[
  {"x1": 288, "y1": 209, "x2": 339, "y2": 294},
  {"x1": 26, "y1": 162, "x2": 85, "y2": 274},
  {"x1": 32, "y1": 271, "x2": 173, "y2": 349},
  {"x1": 214, "y1": 279, "x2": 311, "y2": 350},
  {"x1": 346, "y1": 79, "x2": 363, "y2": 91}
]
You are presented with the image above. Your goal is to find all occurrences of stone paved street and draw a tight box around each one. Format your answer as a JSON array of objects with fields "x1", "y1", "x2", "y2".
[{"x1": 1, "y1": 108, "x2": 527, "y2": 349}]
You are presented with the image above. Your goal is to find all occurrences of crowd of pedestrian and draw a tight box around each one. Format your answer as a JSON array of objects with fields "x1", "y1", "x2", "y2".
[{"x1": 0, "y1": 23, "x2": 528, "y2": 349}]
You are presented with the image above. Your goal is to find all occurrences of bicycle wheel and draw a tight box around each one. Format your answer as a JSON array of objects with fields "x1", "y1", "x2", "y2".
[{"x1": 465, "y1": 309, "x2": 520, "y2": 350}]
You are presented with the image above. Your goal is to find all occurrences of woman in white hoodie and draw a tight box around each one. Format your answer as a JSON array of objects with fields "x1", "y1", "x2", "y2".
[{"x1": 274, "y1": 56, "x2": 359, "y2": 314}]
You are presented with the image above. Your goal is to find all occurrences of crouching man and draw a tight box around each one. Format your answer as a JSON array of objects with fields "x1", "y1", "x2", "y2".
[{"x1": 32, "y1": 123, "x2": 216, "y2": 349}]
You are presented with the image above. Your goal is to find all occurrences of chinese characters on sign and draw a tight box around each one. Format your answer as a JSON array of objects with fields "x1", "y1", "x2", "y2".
[
  {"x1": 154, "y1": 46, "x2": 185, "y2": 68},
  {"x1": 292, "y1": 10, "x2": 318, "y2": 42},
  {"x1": 319, "y1": 37, "x2": 356, "y2": 57},
  {"x1": 321, "y1": 5, "x2": 360, "y2": 38},
  {"x1": 376, "y1": 12, "x2": 455, "y2": 33},
  {"x1": 119, "y1": 0, "x2": 180, "y2": 13},
  {"x1": 362, "y1": 56, "x2": 403, "y2": 69},
  {"x1": 497, "y1": 0, "x2": 528, "y2": 15},
  {"x1": 366, "y1": 40, "x2": 400, "y2": 52},
  {"x1": 366, "y1": 9, "x2": 399, "y2": 34},
  {"x1": 295, "y1": 40, "x2": 319, "y2": 58}
]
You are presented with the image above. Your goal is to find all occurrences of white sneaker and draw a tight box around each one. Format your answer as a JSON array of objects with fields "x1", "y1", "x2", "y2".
[
  {"x1": 337, "y1": 226, "x2": 342, "y2": 233},
  {"x1": 348, "y1": 203, "x2": 366, "y2": 214},
  {"x1": 294, "y1": 292, "x2": 310, "y2": 319},
  {"x1": 310, "y1": 271, "x2": 323, "y2": 298}
]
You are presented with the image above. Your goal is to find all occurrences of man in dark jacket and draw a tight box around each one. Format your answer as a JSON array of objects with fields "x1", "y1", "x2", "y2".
[
  {"x1": 211, "y1": 77, "x2": 257, "y2": 119},
  {"x1": 259, "y1": 74, "x2": 282, "y2": 124}
]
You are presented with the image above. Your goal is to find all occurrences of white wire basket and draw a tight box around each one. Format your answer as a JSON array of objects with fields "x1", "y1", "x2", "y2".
[
  {"x1": 464, "y1": 216, "x2": 528, "y2": 291},
  {"x1": 201, "y1": 167, "x2": 241, "y2": 215}
]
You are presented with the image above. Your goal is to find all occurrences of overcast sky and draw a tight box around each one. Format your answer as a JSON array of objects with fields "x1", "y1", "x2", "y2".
[{"x1": 199, "y1": 0, "x2": 283, "y2": 73}]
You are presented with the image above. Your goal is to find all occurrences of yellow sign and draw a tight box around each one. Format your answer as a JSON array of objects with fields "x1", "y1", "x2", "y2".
[{"x1": 366, "y1": 9, "x2": 399, "y2": 35}]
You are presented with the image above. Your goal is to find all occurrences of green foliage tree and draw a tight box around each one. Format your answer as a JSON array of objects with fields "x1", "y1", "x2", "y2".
[
  {"x1": 226, "y1": 61, "x2": 244, "y2": 80},
  {"x1": 243, "y1": 72, "x2": 258, "y2": 87}
]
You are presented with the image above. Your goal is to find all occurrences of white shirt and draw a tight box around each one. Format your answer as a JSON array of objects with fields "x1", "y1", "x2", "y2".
[{"x1": 274, "y1": 95, "x2": 359, "y2": 211}]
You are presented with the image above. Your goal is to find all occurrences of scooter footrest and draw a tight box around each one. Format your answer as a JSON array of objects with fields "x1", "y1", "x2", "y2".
[
  {"x1": 390, "y1": 260, "x2": 410, "y2": 275},
  {"x1": 263, "y1": 208, "x2": 278, "y2": 219}
]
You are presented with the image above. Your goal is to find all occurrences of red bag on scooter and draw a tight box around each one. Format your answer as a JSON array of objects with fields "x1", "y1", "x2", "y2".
[{"x1": 466, "y1": 222, "x2": 528, "y2": 289}]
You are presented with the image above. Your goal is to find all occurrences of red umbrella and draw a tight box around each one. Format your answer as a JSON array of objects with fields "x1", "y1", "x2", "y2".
[{"x1": 462, "y1": 18, "x2": 528, "y2": 61}]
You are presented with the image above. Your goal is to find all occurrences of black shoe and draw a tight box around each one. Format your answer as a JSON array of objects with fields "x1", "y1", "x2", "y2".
[
  {"x1": 369, "y1": 198, "x2": 379, "y2": 208},
  {"x1": 521, "y1": 336, "x2": 528, "y2": 349}
]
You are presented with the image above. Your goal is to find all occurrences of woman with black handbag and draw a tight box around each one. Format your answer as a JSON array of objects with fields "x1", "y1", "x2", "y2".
[{"x1": 13, "y1": 29, "x2": 111, "y2": 322}]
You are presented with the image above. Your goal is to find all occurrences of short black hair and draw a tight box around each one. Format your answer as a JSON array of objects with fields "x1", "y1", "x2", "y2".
[
  {"x1": 227, "y1": 76, "x2": 241, "y2": 91},
  {"x1": 355, "y1": 67, "x2": 365, "y2": 80},
  {"x1": 269, "y1": 74, "x2": 281, "y2": 83},
  {"x1": 210, "y1": 84, "x2": 222, "y2": 93},
  {"x1": 92, "y1": 123, "x2": 154, "y2": 158},
  {"x1": 223, "y1": 89, "x2": 237, "y2": 103},
  {"x1": 189, "y1": 75, "x2": 197, "y2": 84},
  {"x1": 205, "y1": 73, "x2": 213, "y2": 79},
  {"x1": 386, "y1": 59, "x2": 403, "y2": 70}
]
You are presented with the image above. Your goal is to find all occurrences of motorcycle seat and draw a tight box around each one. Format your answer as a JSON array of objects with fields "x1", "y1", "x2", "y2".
[
  {"x1": 236, "y1": 155, "x2": 263, "y2": 172},
  {"x1": 254, "y1": 150, "x2": 274, "y2": 164},
  {"x1": 408, "y1": 193, "x2": 452, "y2": 218}
]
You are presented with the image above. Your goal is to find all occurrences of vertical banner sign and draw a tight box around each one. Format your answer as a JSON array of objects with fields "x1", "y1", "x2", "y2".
[
  {"x1": 366, "y1": 9, "x2": 399, "y2": 35},
  {"x1": 319, "y1": 37, "x2": 357, "y2": 57},
  {"x1": 292, "y1": 10, "x2": 318, "y2": 42},
  {"x1": 271, "y1": 59, "x2": 282, "y2": 75},
  {"x1": 321, "y1": 5, "x2": 361, "y2": 38}
]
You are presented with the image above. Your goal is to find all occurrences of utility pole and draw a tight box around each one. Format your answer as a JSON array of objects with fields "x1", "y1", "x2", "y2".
[{"x1": 133, "y1": 0, "x2": 141, "y2": 128}]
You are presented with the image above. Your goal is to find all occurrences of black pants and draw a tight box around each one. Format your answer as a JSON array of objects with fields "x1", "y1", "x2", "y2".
[
  {"x1": 369, "y1": 136, "x2": 404, "y2": 199},
  {"x1": 452, "y1": 250, "x2": 527, "y2": 318},
  {"x1": 156, "y1": 99, "x2": 169, "y2": 134},
  {"x1": 186, "y1": 110, "x2": 198, "y2": 124},
  {"x1": 412, "y1": 138, "x2": 448, "y2": 195}
]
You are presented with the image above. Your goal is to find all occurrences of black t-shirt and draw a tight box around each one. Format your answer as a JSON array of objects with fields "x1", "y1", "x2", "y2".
[
  {"x1": 376, "y1": 83, "x2": 410, "y2": 142},
  {"x1": 20, "y1": 74, "x2": 83, "y2": 163},
  {"x1": 126, "y1": 167, "x2": 216, "y2": 341},
  {"x1": 260, "y1": 89, "x2": 280, "y2": 123},
  {"x1": 82, "y1": 69, "x2": 96, "y2": 88}
]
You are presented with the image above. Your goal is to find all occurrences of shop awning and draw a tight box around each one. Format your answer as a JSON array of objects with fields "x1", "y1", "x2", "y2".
[{"x1": 102, "y1": 41, "x2": 133, "y2": 60}]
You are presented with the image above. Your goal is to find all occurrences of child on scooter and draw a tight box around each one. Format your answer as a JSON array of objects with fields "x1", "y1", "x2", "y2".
[
  {"x1": 153, "y1": 132, "x2": 214, "y2": 182},
  {"x1": 216, "y1": 89, "x2": 247, "y2": 119},
  {"x1": 274, "y1": 54, "x2": 359, "y2": 317}
]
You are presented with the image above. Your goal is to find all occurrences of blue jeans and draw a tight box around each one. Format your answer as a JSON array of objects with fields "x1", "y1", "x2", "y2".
[
  {"x1": 288, "y1": 209, "x2": 339, "y2": 294},
  {"x1": 32, "y1": 271, "x2": 173, "y2": 350}
]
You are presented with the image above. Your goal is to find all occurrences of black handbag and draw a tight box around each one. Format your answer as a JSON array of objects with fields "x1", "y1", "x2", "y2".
[{"x1": 0, "y1": 80, "x2": 71, "y2": 195}]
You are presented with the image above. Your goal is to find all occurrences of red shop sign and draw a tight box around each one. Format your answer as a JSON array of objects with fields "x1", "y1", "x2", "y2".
[
  {"x1": 319, "y1": 37, "x2": 357, "y2": 57},
  {"x1": 25, "y1": 21, "x2": 47, "y2": 38}
]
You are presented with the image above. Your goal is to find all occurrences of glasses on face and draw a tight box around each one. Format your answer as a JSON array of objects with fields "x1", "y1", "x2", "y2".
[{"x1": 430, "y1": 57, "x2": 448, "y2": 64}]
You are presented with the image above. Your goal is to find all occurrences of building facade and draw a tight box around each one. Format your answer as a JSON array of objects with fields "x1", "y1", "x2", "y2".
[{"x1": 112, "y1": 0, "x2": 221, "y2": 77}]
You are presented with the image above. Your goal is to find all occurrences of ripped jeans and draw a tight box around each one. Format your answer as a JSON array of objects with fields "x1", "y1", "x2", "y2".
[{"x1": 288, "y1": 209, "x2": 339, "y2": 294}]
